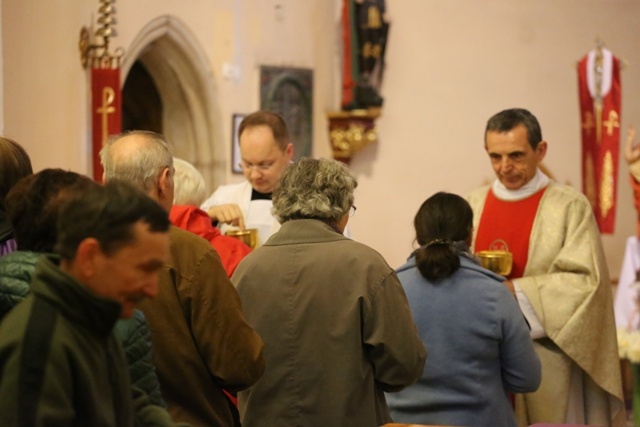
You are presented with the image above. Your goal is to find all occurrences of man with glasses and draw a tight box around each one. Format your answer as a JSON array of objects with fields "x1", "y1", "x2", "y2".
[{"x1": 202, "y1": 111, "x2": 293, "y2": 246}]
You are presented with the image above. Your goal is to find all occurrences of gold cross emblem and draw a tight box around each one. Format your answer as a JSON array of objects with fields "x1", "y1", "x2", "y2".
[{"x1": 604, "y1": 110, "x2": 620, "y2": 136}]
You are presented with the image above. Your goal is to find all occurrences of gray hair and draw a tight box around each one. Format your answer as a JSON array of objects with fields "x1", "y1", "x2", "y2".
[
  {"x1": 172, "y1": 157, "x2": 206, "y2": 206},
  {"x1": 272, "y1": 157, "x2": 357, "y2": 224},
  {"x1": 99, "y1": 130, "x2": 173, "y2": 192}
]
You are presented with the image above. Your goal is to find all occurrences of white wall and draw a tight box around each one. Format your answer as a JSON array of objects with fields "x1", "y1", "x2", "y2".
[
  {"x1": 2, "y1": 0, "x2": 639, "y2": 278},
  {"x1": 3, "y1": 1, "x2": 90, "y2": 170}
]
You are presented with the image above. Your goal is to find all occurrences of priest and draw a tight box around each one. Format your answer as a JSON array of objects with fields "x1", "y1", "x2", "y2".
[{"x1": 467, "y1": 108, "x2": 624, "y2": 426}]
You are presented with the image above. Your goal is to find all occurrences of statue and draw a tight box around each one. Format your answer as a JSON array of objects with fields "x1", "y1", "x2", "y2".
[{"x1": 342, "y1": 0, "x2": 390, "y2": 110}]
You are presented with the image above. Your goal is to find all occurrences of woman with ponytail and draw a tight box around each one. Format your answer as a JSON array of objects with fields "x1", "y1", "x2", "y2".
[{"x1": 385, "y1": 192, "x2": 541, "y2": 427}]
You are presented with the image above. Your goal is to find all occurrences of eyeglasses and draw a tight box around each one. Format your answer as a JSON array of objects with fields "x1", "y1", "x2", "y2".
[
  {"x1": 239, "y1": 161, "x2": 276, "y2": 172},
  {"x1": 349, "y1": 205, "x2": 357, "y2": 217}
]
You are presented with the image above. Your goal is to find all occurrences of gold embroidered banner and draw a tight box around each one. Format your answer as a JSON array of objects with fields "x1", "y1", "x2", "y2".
[
  {"x1": 91, "y1": 67, "x2": 121, "y2": 181},
  {"x1": 578, "y1": 47, "x2": 621, "y2": 234}
]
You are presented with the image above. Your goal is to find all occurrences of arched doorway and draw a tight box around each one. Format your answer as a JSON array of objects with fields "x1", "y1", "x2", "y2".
[
  {"x1": 122, "y1": 61, "x2": 162, "y2": 134},
  {"x1": 121, "y1": 15, "x2": 224, "y2": 190}
]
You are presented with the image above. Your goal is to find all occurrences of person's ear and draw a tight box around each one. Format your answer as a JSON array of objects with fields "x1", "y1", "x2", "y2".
[
  {"x1": 73, "y1": 237, "x2": 102, "y2": 281},
  {"x1": 158, "y1": 167, "x2": 173, "y2": 198},
  {"x1": 284, "y1": 143, "x2": 294, "y2": 161},
  {"x1": 536, "y1": 141, "x2": 548, "y2": 163}
]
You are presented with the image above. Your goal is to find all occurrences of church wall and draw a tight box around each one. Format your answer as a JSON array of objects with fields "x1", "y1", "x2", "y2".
[
  {"x1": 348, "y1": 0, "x2": 640, "y2": 277},
  {"x1": 2, "y1": 0, "x2": 640, "y2": 277}
]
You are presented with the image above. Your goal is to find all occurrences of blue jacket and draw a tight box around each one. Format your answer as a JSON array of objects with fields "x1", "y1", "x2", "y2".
[{"x1": 385, "y1": 254, "x2": 540, "y2": 427}]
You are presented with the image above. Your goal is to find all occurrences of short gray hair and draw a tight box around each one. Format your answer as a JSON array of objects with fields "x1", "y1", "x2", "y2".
[
  {"x1": 172, "y1": 157, "x2": 206, "y2": 206},
  {"x1": 272, "y1": 157, "x2": 357, "y2": 223},
  {"x1": 100, "y1": 130, "x2": 173, "y2": 192}
]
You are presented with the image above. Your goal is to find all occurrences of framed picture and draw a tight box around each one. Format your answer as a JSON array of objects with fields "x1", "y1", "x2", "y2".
[
  {"x1": 260, "y1": 66, "x2": 313, "y2": 160},
  {"x1": 231, "y1": 113, "x2": 245, "y2": 174}
]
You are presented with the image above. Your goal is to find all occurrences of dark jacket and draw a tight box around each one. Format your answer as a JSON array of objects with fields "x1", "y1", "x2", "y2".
[
  {"x1": 0, "y1": 251, "x2": 165, "y2": 407},
  {"x1": 0, "y1": 208, "x2": 16, "y2": 256},
  {"x1": 114, "y1": 309, "x2": 166, "y2": 406},
  {"x1": 0, "y1": 250, "x2": 37, "y2": 320},
  {"x1": 0, "y1": 256, "x2": 177, "y2": 426}
]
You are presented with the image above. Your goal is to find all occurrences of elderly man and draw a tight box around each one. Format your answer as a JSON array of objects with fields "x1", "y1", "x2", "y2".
[
  {"x1": 0, "y1": 181, "x2": 178, "y2": 426},
  {"x1": 233, "y1": 157, "x2": 426, "y2": 426},
  {"x1": 101, "y1": 130, "x2": 265, "y2": 427},
  {"x1": 201, "y1": 110, "x2": 293, "y2": 246},
  {"x1": 467, "y1": 108, "x2": 624, "y2": 426}
]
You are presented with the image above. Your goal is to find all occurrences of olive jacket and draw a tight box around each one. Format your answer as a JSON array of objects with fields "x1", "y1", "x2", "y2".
[
  {"x1": 0, "y1": 250, "x2": 165, "y2": 406},
  {"x1": 233, "y1": 219, "x2": 427, "y2": 427},
  {"x1": 0, "y1": 256, "x2": 178, "y2": 426}
]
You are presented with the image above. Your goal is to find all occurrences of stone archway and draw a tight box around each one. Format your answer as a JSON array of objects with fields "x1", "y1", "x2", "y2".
[{"x1": 122, "y1": 15, "x2": 224, "y2": 190}]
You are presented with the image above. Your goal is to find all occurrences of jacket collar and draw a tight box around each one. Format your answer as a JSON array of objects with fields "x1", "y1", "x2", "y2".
[
  {"x1": 31, "y1": 255, "x2": 122, "y2": 336},
  {"x1": 265, "y1": 219, "x2": 347, "y2": 246}
]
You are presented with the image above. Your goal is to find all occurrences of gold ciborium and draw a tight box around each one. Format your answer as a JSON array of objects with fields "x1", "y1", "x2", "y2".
[
  {"x1": 476, "y1": 250, "x2": 513, "y2": 276},
  {"x1": 226, "y1": 228, "x2": 259, "y2": 249},
  {"x1": 476, "y1": 239, "x2": 513, "y2": 277}
]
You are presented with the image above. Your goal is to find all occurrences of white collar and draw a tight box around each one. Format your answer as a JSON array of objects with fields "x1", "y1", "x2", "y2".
[{"x1": 492, "y1": 169, "x2": 550, "y2": 201}]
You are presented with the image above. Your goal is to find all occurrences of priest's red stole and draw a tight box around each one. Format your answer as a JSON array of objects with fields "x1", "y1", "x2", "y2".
[
  {"x1": 577, "y1": 48, "x2": 621, "y2": 234},
  {"x1": 474, "y1": 188, "x2": 547, "y2": 279}
]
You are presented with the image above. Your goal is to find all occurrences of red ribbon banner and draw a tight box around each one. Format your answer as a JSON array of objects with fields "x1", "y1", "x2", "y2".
[
  {"x1": 577, "y1": 48, "x2": 621, "y2": 234},
  {"x1": 91, "y1": 67, "x2": 122, "y2": 181}
]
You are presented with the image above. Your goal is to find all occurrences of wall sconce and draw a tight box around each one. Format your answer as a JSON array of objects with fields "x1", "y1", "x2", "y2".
[
  {"x1": 326, "y1": 108, "x2": 381, "y2": 164},
  {"x1": 79, "y1": 0, "x2": 123, "y2": 69}
]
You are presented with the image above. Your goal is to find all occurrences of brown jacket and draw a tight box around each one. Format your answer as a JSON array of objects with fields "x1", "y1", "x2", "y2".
[
  {"x1": 139, "y1": 226, "x2": 264, "y2": 427},
  {"x1": 233, "y1": 219, "x2": 427, "y2": 427}
]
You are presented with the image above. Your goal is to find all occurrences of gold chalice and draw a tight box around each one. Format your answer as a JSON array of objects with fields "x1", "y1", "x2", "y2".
[
  {"x1": 226, "y1": 228, "x2": 259, "y2": 249},
  {"x1": 476, "y1": 250, "x2": 513, "y2": 277}
]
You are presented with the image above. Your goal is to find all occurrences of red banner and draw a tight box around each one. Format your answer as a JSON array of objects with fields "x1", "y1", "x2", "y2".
[
  {"x1": 91, "y1": 67, "x2": 121, "y2": 181},
  {"x1": 578, "y1": 48, "x2": 621, "y2": 234},
  {"x1": 341, "y1": 0, "x2": 356, "y2": 108}
]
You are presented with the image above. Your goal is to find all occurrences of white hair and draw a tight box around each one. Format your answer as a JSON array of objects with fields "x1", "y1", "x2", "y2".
[{"x1": 172, "y1": 157, "x2": 207, "y2": 206}]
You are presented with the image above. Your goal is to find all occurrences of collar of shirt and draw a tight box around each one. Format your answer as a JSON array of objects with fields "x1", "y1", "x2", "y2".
[{"x1": 492, "y1": 168, "x2": 550, "y2": 201}]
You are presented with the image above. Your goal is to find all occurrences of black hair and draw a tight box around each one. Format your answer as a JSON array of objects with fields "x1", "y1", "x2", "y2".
[
  {"x1": 414, "y1": 192, "x2": 473, "y2": 281},
  {"x1": 55, "y1": 181, "x2": 170, "y2": 260},
  {"x1": 0, "y1": 137, "x2": 33, "y2": 209},
  {"x1": 485, "y1": 108, "x2": 543, "y2": 149},
  {"x1": 6, "y1": 169, "x2": 97, "y2": 253}
]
